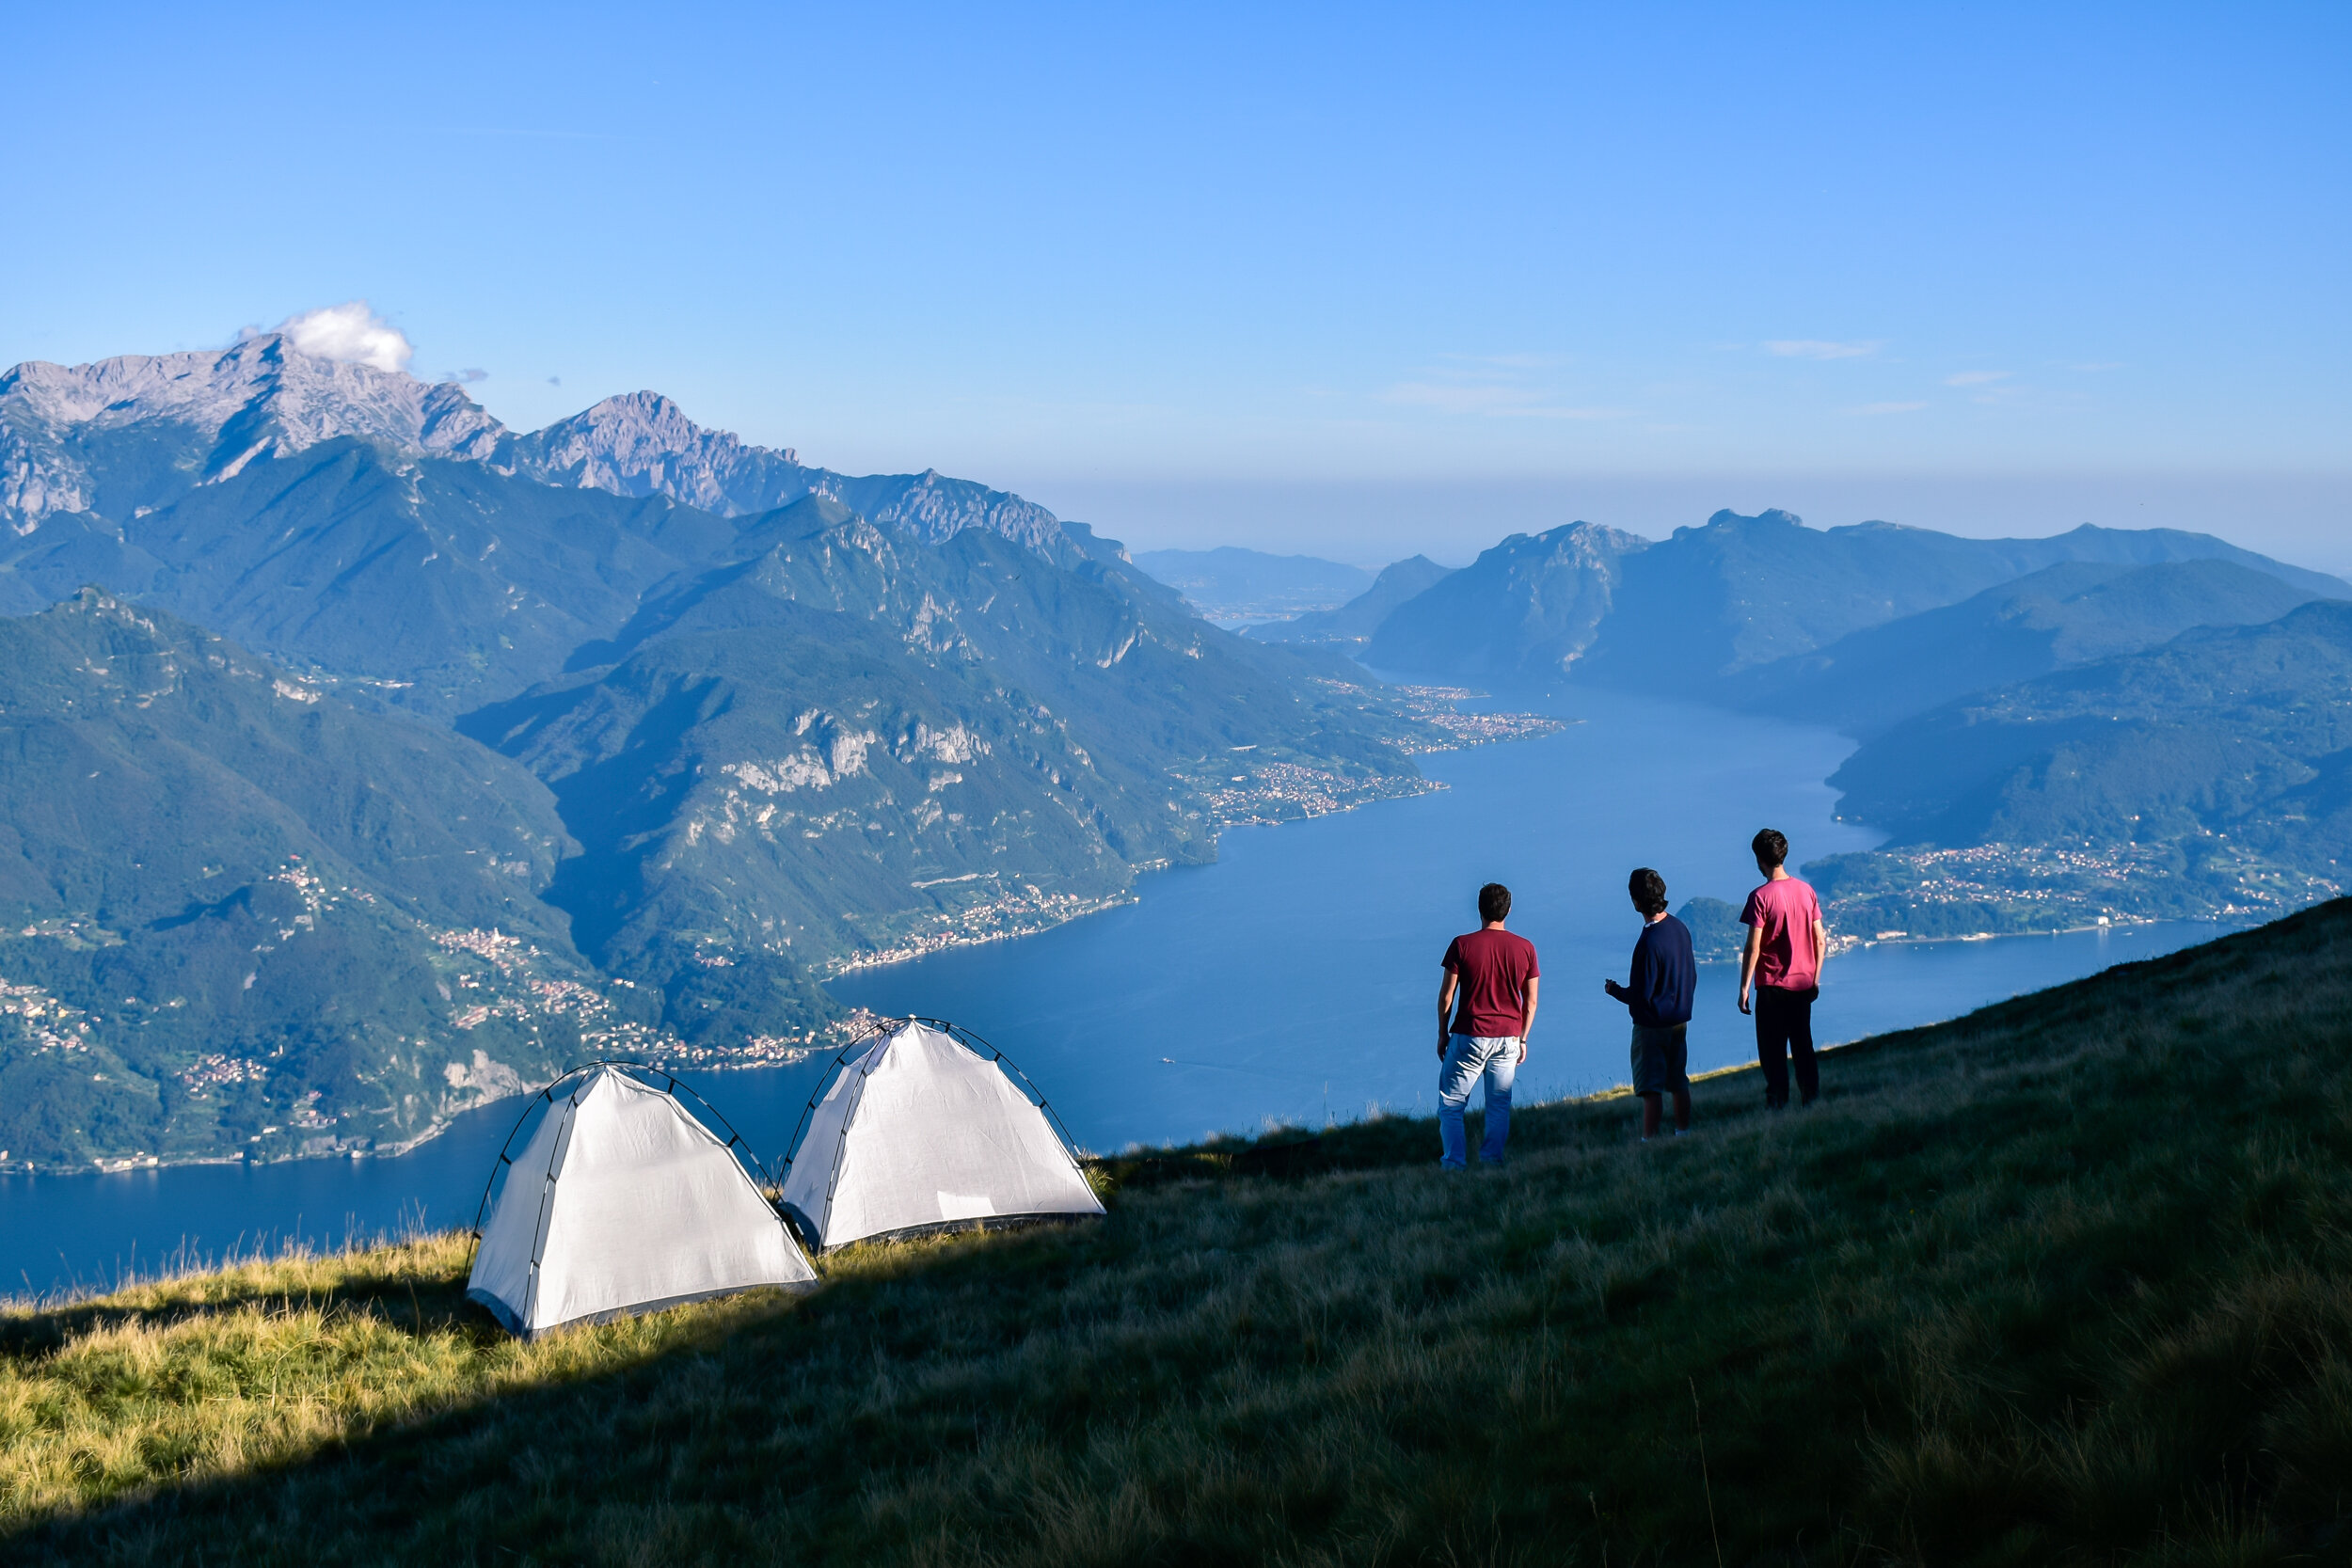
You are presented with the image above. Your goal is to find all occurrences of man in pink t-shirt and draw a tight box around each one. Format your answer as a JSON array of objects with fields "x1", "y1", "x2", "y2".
[{"x1": 1738, "y1": 827, "x2": 1828, "y2": 1109}]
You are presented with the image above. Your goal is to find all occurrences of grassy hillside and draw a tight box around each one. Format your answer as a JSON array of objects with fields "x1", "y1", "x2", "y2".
[{"x1": 12, "y1": 901, "x2": 2352, "y2": 1563}]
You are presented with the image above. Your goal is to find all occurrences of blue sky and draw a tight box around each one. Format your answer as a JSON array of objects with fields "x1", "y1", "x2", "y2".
[{"x1": 8, "y1": 3, "x2": 2347, "y2": 562}]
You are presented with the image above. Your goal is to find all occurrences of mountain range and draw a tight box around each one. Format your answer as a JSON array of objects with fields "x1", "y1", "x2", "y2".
[
  {"x1": 1260, "y1": 506, "x2": 2352, "y2": 940},
  {"x1": 12, "y1": 331, "x2": 2351, "y2": 1165},
  {"x1": 1356, "y1": 509, "x2": 2347, "y2": 694},
  {"x1": 0, "y1": 337, "x2": 1449, "y2": 1167},
  {"x1": 1722, "y1": 557, "x2": 2323, "y2": 736},
  {"x1": 0, "y1": 337, "x2": 1065, "y2": 553}
]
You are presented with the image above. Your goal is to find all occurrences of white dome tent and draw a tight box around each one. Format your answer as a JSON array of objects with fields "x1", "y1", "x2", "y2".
[
  {"x1": 468, "y1": 1062, "x2": 818, "y2": 1338},
  {"x1": 778, "y1": 1018, "x2": 1104, "y2": 1252}
]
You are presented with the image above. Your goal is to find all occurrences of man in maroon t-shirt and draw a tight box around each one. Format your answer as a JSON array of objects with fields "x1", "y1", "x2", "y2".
[{"x1": 1437, "y1": 882, "x2": 1541, "y2": 1167}]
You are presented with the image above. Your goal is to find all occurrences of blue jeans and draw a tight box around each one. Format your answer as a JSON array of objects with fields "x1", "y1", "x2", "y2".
[{"x1": 1438, "y1": 1033, "x2": 1518, "y2": 1167}]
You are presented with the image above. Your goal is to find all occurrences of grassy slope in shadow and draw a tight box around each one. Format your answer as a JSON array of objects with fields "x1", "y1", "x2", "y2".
[{"x1": 9, "y1": 899, "x2": 2352, "y2": 1565}]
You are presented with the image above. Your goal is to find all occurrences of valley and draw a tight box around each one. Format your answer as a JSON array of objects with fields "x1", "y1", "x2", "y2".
[
  {"x1": 8, "y1": 340, "x2": 2350, "y2": 1172},
  {"x1": 0, "y1": 341, "x2": 1470, "y2": 1168},
  {"x1": 1279, "y1": 509, "x2": 2352, "y2": 942}
]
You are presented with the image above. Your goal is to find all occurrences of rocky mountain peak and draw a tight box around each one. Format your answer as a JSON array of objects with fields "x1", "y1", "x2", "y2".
[
  {"x1": 1, "y1": 332, "x2": 1076, "y2": 562},
  {"x1": 1, "y1": 334, "x2": 507, "y2": 459},
  {"x1": 501, "y1": 389, "x2": 803, "y2": 514},
  {"x1": 1, "y1": 335, "x2": 509, "y2": 531}
]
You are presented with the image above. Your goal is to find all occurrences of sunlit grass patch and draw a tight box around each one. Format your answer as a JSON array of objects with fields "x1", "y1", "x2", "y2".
[{"x1": 0, "y1": 1231, "x2": 808, "y2": 1524}]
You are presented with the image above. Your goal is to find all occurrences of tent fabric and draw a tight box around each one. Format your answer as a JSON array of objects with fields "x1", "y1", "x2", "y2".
[
  {"x1": 779, "y1": 1021, "x2": 1104, "y2": 1251},
  {"x1": 469, "y1": 1066, "x2": 818, "y2": 1338}
]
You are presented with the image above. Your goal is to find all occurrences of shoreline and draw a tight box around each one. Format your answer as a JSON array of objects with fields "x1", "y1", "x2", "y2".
[
  {"x1": 6, "y1": 711, "x2": 1552, "y2": 1179},
  {"x1": 1687, "y1": 911, "x2": 2222, "y2": 970}
]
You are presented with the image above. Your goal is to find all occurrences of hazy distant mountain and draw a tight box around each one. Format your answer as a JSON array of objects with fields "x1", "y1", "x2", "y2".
[
  {"x1": 1725, "y1": 558, "x2": 2324, "y2": 735},
  {"x1": 0, "y1": 592, "x2": 626, "y2": 1168},
  {"x1": 1831, "y1": 600, "x2": 2352, "y2": 857},
  {"x1": 1362, "y1": 508, "x2": 2349, "y2": 690},
  {"x1": 1251, "y1": 555, "x2": 1455, "y2": 647},
  {"x1": 1365, "y1": 522, "x2": 1645, "y2": 681},
  {"x1": 1132, "y1": 547, "x2": 1375, "y2": 622},
  {"x1": 1579, "y1": 511, "x2": 2350, "y2": 693}
]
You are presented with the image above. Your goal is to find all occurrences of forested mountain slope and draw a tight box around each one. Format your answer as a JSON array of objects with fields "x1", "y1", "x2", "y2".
[
  {"x1": 0, "y1": 341, "x2": 1452, "y2": 1164},
  {"x1": 1725, "y1": 556, "x2": 2323, "y2": 735},
  {"x1": 461, "y1": 498, "x2": 1438, "y2": 1042},
  {"x1": 1811, "y1": 600, "x2": 2352, "y2": 937},
  {"x1": 0, "y1": 593, "x2": 628, "y2": 1167}
]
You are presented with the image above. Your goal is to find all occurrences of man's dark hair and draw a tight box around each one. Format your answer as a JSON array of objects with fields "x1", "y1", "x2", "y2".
[
  {"x1": 1478, "y1": 882, "x2": 1512, "y2": 923},
  {"x1": 1753, "y1": 828, "x2": 1789, "y2": 869},
  {"x1": 1629, "y1": 867, "x2": 1668, "y2": 916}
]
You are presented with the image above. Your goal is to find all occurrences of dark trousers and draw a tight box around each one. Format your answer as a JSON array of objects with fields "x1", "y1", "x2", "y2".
[{"x1": 1754, "y1": 985, "x2": 1819, "y2": 1107}]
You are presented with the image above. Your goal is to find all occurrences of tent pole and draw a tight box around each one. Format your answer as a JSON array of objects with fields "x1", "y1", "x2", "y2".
[{"x1": 946, "y1": 1022, "x2": 1086, "y2": 1153}]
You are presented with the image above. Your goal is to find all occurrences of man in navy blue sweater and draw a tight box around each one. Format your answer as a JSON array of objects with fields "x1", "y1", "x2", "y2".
[{"x1": 1604, "y1": 867, "x2": 1696, "y2": 1140}]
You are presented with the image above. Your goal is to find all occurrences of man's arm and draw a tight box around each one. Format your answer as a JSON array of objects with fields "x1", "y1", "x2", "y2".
[
  {"x1": 1738, "y1": 923, "x2": 1763, "y2": 1015},
  {"x1": 1812, "y1": 917, "x2": 1830, "y2": 988},
  {"x1": 1438, "y1": 968, "x2": 1458, "y2": 1057},
  {"x1": 1518, "y1": 975, "x2": 1540, "y2": 1062}
]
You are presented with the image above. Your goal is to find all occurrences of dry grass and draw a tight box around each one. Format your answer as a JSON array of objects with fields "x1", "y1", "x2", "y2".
[{"x1": 10, "y1": 900, "x2": 2352, "y2": 1564}]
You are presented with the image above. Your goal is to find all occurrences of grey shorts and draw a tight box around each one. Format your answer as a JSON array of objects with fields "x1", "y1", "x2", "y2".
[{"x1": 1631, "y1": 1022, "x2": 1690, "y2": 1096}]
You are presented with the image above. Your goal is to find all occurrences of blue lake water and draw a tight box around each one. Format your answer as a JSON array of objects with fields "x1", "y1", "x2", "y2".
[{"x1": 0, "y1": 686, "x2": 2233, "y2": 1299}]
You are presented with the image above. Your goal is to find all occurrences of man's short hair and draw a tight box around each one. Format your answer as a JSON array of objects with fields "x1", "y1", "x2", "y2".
[
  {"x1": 1753, "y1": 828, "x2": 1789, "y2": 869},
  {"x1": 1629, "y1": 867, "x2": 1668, "y2": 916},
  {"x1": 1478, "y1": 882, "x2": 1512, "y2": 923}
]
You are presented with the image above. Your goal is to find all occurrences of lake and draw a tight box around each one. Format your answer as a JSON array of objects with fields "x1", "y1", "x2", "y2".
[{"x1": 0, "y1": 686, "x2": 2232, "y2": 1299}]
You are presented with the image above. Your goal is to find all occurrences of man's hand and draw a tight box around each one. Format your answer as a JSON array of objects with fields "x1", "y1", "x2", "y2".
[
  {"x1": 1437, "y1": 1033, "x2": 1449, "y2": 1058},
  {"x1": 1603, "y1": 978, "x2": 1625, "y2": 1001},
  {"x1": 1738, "y1": 921, "x2": 1763, "y2": 1019},
  {"x1": 1518, "y1": 1039, "x2": 1528, "y2": 1064}
]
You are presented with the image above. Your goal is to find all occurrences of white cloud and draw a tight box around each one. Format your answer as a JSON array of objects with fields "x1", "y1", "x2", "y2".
[
  {"x1": 1945, "y1": 370, "x2": 2010, "y2": 387},
  {"x1": 1763, "y1": 339, "x2": 1883, "y2": 360},
  {"x1": 272, "y1": 302, "x2": 414, "y2": 372},
  {"x1": 1844, "y1": 401, "x2": 1927, "y2": 416}
]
